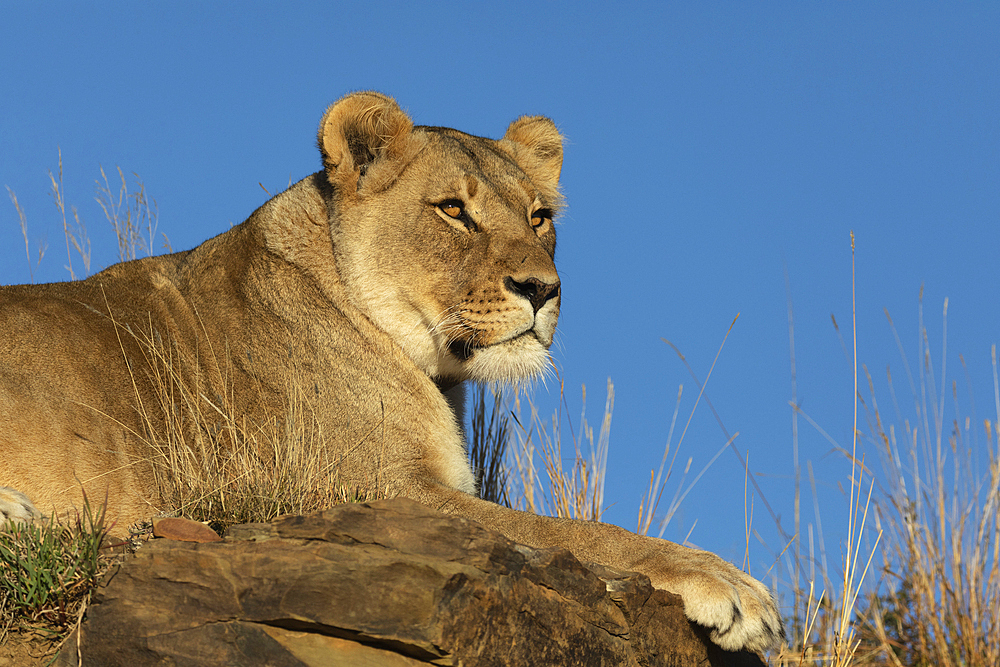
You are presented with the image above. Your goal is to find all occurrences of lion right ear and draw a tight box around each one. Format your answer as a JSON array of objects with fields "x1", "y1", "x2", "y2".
[
  {"x1": 502, "y1": 116, "x2": 564, "y2": 188},
  {"x1": 318, "y1": 92, "x2": 418, "y2": 194}
]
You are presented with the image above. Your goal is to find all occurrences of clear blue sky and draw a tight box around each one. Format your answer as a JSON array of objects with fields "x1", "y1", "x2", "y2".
[{"x1": 3, "y1": 3, "x2": 998, "y2": 610}]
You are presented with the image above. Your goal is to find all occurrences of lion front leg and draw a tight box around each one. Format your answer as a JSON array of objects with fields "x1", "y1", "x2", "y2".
[
  {"x1": 0, "y1": 486, "x2": 42, "y2": 525},
  {"x1": 411, "y1": 480, "x2": 783, "y2": 654}
]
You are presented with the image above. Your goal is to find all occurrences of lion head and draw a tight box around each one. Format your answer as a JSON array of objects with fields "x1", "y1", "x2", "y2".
[{"x1": 316, "y1": 92, "x2": 563, "y2": 387}]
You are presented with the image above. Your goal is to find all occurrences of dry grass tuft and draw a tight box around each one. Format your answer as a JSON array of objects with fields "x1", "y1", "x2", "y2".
[
  {"x1": 855, "y1": 302, "x2": 1000, "y2": 667},
  {"x1": 6, "y1": 185, "x2": 47, "y2": 284},
  {"x1": 95, "y1": 164, "x2": 169, "y2": 261},
  {"x1": 468, "y1": 384, "x2": 512, "y2": 505},
  {"x1": 48, "y1": 148, "x2": 92, "y2": 280},
  {"x1": 118, "y1": 318, "x2": 385, "y2": 534},
  {"x1": 498, "y1": 377, "x2": 612, "y2": 522}
]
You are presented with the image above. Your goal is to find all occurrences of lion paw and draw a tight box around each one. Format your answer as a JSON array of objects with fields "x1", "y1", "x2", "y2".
[
  {"x1": 0, "y1": 486, "x2": 41, "y2": 525},
  {"x1": 656, "y1": 548, "x2": 784, "y2": 654}
]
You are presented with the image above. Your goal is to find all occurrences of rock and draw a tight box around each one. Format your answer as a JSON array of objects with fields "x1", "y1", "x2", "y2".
[
  {"x1": 56, "y1": 499, "x2": 768, "y2": 666},
  {"x1": 152, "y1": 516, "x2": 222, "y2": 542}
]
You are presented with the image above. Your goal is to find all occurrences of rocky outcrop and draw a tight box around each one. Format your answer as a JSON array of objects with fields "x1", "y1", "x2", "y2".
[{"x1": 57, "y1": 499, "x2": 767, "y2": 666}]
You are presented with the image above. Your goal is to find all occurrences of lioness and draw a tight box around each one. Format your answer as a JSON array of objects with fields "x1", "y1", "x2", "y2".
[{"x1": 0, "y1": 92, "x2": 781, "y2": 653}]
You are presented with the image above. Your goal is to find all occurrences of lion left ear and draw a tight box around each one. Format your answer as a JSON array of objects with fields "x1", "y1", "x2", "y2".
[
  {"x1": 502, "y1": 116, "x2": 564, "y2": 187},
  {"x1": 318, "y1": 91, "x2": 420, "y2": 194}
]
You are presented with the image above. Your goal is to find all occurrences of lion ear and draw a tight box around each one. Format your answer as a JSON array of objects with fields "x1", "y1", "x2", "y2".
[
  {"x1": 502, "y1": 116, "x2": 564, "y2": 186},
  {"x1": 318, "y1": 92, "x2": 416, "y2": 193}
]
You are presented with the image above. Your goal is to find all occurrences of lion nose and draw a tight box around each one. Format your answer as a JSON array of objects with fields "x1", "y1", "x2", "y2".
[{"x1": 504, "y1": 276, "x2": 560, "y2": 314}]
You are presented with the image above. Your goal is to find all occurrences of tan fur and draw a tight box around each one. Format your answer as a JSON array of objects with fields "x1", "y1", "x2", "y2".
[{"x1": 0, "y1": 92, "x2": 781, "y2": 653}]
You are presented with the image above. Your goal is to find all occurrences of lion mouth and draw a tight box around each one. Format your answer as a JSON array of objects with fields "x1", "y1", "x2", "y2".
[
  {"x1": 448, "y1": 339, "x2": 479, "y2": 361},
  {"x1": 448, "y1": 330, "x2": 540, "y2": 362}
]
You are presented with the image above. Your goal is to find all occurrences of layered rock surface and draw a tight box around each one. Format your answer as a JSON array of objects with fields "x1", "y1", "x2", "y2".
[{"x1": 56, "y1": 499, "x2": 767, "y2": 666}]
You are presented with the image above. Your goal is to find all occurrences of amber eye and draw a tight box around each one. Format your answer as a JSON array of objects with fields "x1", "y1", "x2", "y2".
[
  {"x1": 530, "y1": 208, "x2": 553, "y2": 228},
  {"x1": 440, "y1": 201, "x2": 464, "y2": 219}
]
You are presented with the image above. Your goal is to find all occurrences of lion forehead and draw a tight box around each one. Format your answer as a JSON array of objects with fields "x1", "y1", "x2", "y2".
[{"x1": 415, "y1": 129, "x2": 561, "y2": 215}]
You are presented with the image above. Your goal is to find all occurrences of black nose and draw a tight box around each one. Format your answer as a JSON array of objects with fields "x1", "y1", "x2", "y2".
[{"x1": 504, "y1": 277, "x2": 560, "y2": 314}]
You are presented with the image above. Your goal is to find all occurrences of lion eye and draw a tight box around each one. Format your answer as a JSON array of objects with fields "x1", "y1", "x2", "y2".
[
  {"x1": 530, "y1": 208, "x2": 553, "y2": 229},
  {"x1": 440, "y1": 201, "x2": 464, "y2": 219}
]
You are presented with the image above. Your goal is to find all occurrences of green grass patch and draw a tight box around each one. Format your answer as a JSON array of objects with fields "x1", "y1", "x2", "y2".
[{"x1": 0, "y1": 497, "x2": 117, "y2": 636}]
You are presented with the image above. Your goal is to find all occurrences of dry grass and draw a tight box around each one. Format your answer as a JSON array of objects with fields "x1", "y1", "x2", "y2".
[
  {"x1": 95, "y1": 164, "x2": 169, "y2": 261},
  {"x1": 132, "y1": 326, "x2": 382, "y2": 534},
  {"x1": 468, "y1": 384, "x2": 512, "y2": 506},
  {"x1": 6, "y1": 186, "x2": 46, "y2": 284},
  {"x1": 773, "y1": 260, "x2": 998, "y2": 667},
  {"x1": 7, "y1": 152, "x2": 168, "y2": 285},
  {"x1": 49, "y1": 149, "x2": 92, "y2": 280},
  {"x1": 855, "y1": 300, "x2": 1000, "y2": 666},
  {"x1": 497, "y1": 377, "x2": 612, "y2": 522},
  {"x1": 642, "y1": 318, "x2": 743, "y2": 541},
  {"x1": 773, "y1": 235, "x2": 881, "y2": 667},
  {"x1": 773, "y1": 451, "x2": 881, "y2": 667}
]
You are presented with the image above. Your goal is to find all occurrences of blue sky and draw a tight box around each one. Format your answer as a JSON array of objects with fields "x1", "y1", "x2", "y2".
[{"x1": 3, "y1": 3, "x2": 998, "y2": 608}]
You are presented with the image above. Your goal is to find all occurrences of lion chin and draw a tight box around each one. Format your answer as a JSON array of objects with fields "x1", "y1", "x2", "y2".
[{"x1": 461, "y1": 334, "x2": 553, "y2": 387}]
